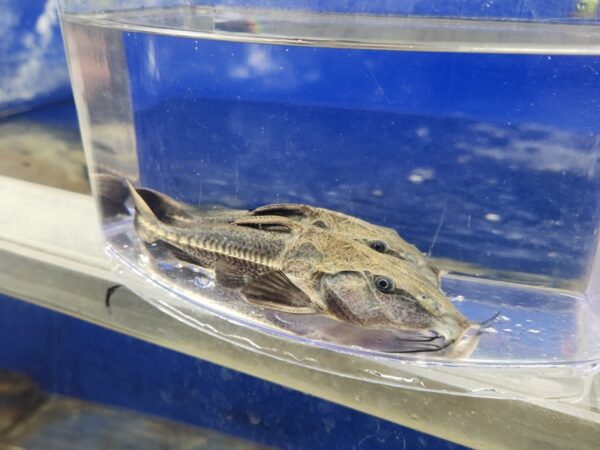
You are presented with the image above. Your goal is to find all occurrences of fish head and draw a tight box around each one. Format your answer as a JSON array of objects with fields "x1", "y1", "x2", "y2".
[
  {"x1": 252, "y1": 204, "x2": 423, "y2": 259},
  {"x1": 318, "y1": 268, "x2": 471, "y2": 352},
  {"x1": 250, "y1": 204, "x2": 441, "y2": 285},
  {"x1": 357, "y1": 230, "x2": 417, "y2": 259},
  {"x1": 334, "y1": 221, "x2": 442, "y2": 286}
]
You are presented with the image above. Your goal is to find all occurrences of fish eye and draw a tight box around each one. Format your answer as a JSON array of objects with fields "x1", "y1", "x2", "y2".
[
  {"x1": 369, "y1": 240, "x2": 388, "y2": 253},
  {"x1": 374, "y1": 276, "x2": 394, "y2": 293}
]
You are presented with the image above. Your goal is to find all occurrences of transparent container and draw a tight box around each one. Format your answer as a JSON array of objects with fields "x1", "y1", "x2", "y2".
[{"x1": 59, "y1": 0, "x2": 600, "y2": 399}]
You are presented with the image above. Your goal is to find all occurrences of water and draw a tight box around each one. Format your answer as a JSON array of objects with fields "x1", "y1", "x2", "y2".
[{"x1": 60, "y1": 7, "x2": 600, "y2": 376}]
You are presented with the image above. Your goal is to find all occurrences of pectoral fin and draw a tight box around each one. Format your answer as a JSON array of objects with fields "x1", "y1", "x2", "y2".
[{"x1": 242, "y1": 271, "x2": 316, "y2": 314}]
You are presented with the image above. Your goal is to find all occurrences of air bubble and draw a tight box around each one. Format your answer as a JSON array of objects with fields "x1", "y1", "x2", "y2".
[{"x1": 484, "y1": 213, "x2": 501, "y2": 222}]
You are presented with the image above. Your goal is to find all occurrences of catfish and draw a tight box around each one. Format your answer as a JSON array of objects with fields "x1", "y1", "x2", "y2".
[{"x1": 127, "y1": 181, "x2": 477, "y2": 353}]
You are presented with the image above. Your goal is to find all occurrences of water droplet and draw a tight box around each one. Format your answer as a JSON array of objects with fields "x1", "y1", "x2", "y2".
[
  {"x1": 194, "y1": 276, "x2": 212, "y2": 288},
  {"x1": 468, "y1": 387, "x2": 504, "y2": 394}
]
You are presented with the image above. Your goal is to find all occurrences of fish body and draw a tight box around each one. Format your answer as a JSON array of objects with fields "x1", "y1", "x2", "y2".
[
  {"x1": 127, "y1": 182, "x2": 473, "y2": 353},
  {"x1": 251, "y1": 203, "x2": 440, "y2": 286},
  {"x1": 127, "y1": 185, "x2": 440, "y2": 287}
]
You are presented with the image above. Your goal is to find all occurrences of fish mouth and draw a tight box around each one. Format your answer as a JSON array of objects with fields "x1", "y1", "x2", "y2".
[
  {"x1": 382, "y1": 329, "x2": 448, "y2": 353},
  {"x1": 336, "y1": 326, "x2": 449, "y2": 353},
  {"x1": 268, "y1": 312, "x2": 450, "y2": 354},
  {"x1": 329, "y1": 326, "x2": 449, "y2": 354},
  {"x1": 320, "y1": 275, "x2": 453, "y2": 353}
]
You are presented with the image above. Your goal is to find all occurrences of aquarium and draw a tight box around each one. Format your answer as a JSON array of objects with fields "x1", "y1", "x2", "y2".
[{"x1": 59, "y1": 1, "x2": 600, "y2": 398}]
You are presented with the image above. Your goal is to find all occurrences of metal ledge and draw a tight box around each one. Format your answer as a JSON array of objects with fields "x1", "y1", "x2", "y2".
[{"x1": 1, "y1": 175, "x2": 599, "y2": 449}]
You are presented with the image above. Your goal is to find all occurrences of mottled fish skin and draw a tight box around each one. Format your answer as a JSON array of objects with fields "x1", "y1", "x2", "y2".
[
  {"x1": 250, "y1": 203, "x2": 441, "y2": 287},
  {"x1": 235, "y1": 215, "x2": 472, "y2": 349},
  {"x1": 127, "y1": 186, "x2": 440, "y2": 288},
  {"x1": 128, "y1": 183, "x2": 316, "y2": 314},
  {"x1": 131, "y1": 191, "x2": 288, "y2": 272},
  {"x1": 127, "y1": 182, "x2": 473, "y2": 353}
]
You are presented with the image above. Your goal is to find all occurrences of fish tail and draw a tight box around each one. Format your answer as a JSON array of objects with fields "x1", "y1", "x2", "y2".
[
  {"x1": 94, "y1": 173, "x2": 131, "y2": 217},
  {"x1": 125, "y1": 180, "x2": 162, "y2": 225}
]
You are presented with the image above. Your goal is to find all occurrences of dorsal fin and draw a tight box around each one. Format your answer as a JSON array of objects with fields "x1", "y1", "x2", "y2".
[
  {"x1": 251, "y1": 203, "x2": 311, "y2": 218},
  {"x1": 252, "y1": 203, "x2": 334, "y2": 230},
  {"x1": 233, "y1": 215, "x2": 305, "y2": 233}
]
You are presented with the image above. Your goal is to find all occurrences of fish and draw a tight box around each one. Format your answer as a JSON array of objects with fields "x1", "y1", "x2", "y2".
[
  {"x1": 118, "y1": 183, "x2": 440, "y2": 287},
  {"x1": 127, "y1": 181, "x2": 476, "y2": 353},
  {"x1": 95, "y1": 173, "x2": 248, "y2": 224},
  {"x1": 250, "y1": 203, "x2": 441, "y2": 287}
]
